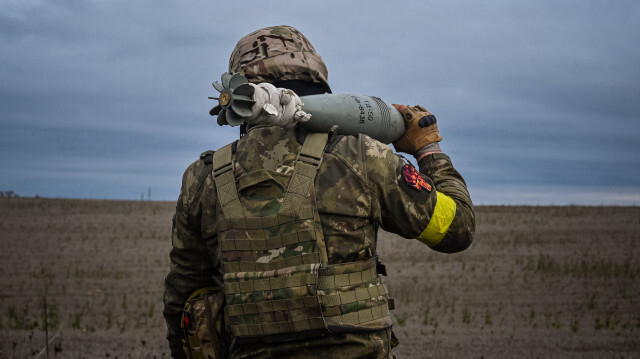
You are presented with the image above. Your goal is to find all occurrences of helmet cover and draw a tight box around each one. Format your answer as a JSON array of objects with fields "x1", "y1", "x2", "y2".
[{"x1": 228, "y1": 25, "x2": 330, "y2": 93}]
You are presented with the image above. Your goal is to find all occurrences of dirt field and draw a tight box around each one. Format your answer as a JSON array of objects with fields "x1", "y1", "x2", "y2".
[{"x1": 1, "y1": 198, "x2": 639, "y2": 358}]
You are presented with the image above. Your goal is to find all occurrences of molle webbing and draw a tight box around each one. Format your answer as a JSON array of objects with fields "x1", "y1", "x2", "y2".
[
  {"x1": 213, "y1": 133, "x2": 390, "y2": 340},
  {"x1": 219, "y1": 207, "x2": 318, "y2": 274},
  {"x1": 317, "y1": 258, "x2": 390, "y2": 327},
  {"x1": 223, "y1": 259, "x2": 389, "y2": 337},
  {"x1": 223, "y1": 253, "x2": 322, "y2": 273},
  {"x1": 217, "y1": 207, "x2": 314, "y2": 231},
  {"x1": 225, "y1": 276, "x2": 317, "y2": 298}
]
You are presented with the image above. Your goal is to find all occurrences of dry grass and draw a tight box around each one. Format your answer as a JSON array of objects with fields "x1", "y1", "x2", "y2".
[{"x1": 1, "y1": 199, "x2": 639, "y2": 358}]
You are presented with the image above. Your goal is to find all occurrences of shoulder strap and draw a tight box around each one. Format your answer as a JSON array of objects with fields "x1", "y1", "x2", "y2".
[
  {"x1": 212, "y1": 144, "x2": 244, "y2": 217},
  {"x1": 213, "y1": 133, "x2": 329, "y2": 217},
  {"x1": 280, "y1": 132, "x2": 328, "y2": 212}
]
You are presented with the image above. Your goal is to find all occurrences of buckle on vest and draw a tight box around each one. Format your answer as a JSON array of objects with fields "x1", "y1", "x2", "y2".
[
  {"x1": 295, "y1": 152, "x2": 323, "y2": 168},
  {"x1": 213, "y1": 162, "x2": 233, "y2": 178}
]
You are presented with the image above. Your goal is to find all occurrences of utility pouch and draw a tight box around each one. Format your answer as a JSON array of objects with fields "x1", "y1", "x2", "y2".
[{"x1": 181, "y1": 286, "x2": 225, "y2": 359}]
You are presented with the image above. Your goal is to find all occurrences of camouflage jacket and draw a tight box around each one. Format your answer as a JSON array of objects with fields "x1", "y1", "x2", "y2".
[{"x1": 163, "y1": 125, "x2": 475, "y2": 358}]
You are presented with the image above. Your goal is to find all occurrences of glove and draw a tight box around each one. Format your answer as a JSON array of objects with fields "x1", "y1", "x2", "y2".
[
  {"x1": 252, "y1": 83, "x2": 311, "y2": 128},
  {"x1": 391, "y1": 104, "x2": 442, "y2": 155}
]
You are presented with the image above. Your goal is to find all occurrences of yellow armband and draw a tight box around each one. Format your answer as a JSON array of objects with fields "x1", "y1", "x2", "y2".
[{"x1": 417, "y1": 192, "x2": 456, "y2": 247}]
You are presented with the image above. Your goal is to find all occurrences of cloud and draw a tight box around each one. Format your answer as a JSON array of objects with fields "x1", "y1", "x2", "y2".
[{"x1": 1, "y1": 0, "x2": 639, "y2": 203}]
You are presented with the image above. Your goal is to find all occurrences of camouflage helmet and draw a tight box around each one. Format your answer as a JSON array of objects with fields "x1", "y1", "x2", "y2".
[{"x1": 228, "y1": 25, "x2": 331, "y2": 93}]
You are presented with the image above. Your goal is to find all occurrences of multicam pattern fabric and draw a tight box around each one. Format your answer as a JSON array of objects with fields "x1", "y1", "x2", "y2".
[
  {"x1": 228, "y1": 25, "x2": 330, "y2": 91},
  {"x1": 163, "y1": 125, "x2": 475, "y2": 358},
  {"x1": 181, "y1": 287, "x2": 225, "y2": 358},
  {"x1": 214, "y1": 132, "x2": 392, "y2": 341}
]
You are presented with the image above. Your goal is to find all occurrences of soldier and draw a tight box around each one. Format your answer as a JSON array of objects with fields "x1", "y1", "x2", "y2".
[{"x1": 163, "y1": 25, "x2": 475, "y2": 358}]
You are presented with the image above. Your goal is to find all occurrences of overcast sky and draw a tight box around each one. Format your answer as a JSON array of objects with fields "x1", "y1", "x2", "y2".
[{"x1": 1, "y1": 0, "x2": 639, "y2": 205}]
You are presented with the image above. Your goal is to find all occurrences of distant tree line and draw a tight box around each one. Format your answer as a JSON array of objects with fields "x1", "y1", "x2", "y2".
[{"x1": 0, "y1": 190, "x2": 20, "y2": 198}]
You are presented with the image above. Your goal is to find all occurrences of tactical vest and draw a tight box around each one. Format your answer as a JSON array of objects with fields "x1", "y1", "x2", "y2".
[{"x1": 212, "y1": 132, "x2": 391, "y2": 342}]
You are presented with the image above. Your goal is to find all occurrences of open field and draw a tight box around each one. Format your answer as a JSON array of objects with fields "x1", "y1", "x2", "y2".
[{"x1": 1, "y1": 198, "x2": 639, "y2": 358}]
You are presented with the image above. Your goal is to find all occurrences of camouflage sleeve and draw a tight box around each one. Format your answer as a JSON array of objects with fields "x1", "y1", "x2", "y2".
[
  {"x1": 163, "y1": 157, "x2": 218, "y2": 358},
  {"x1": 417, "y1": 152, "x2": 475, "y2": 253},
  {"x1": 362, "y1": 137, "x2": 474, "y2": 253}
]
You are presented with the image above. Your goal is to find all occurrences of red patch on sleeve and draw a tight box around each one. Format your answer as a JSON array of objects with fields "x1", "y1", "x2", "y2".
[{"x1": 402, "y1": 165, "x2": 432, "y2": 191}]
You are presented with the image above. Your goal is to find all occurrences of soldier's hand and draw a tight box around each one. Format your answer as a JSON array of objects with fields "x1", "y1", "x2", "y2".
[{"x1": 391, "y1": 104, "x2": 442, "y2": 155}]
